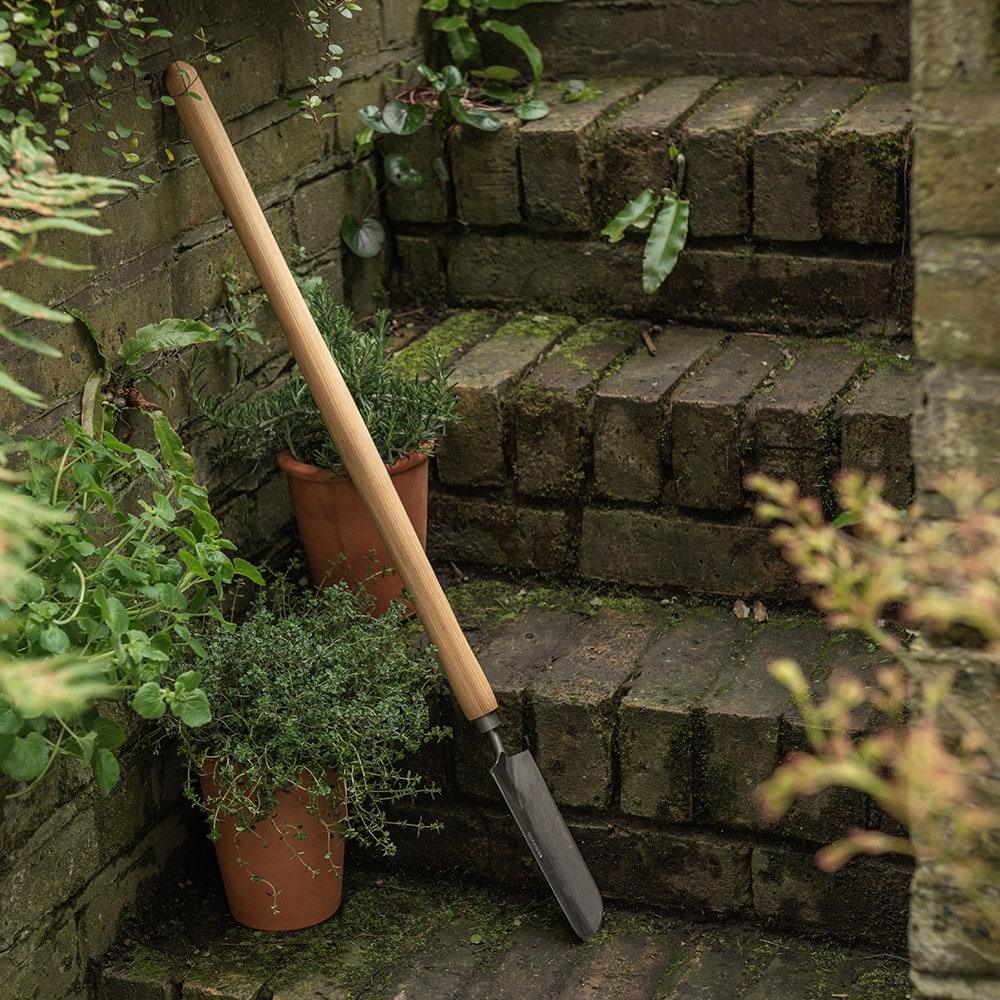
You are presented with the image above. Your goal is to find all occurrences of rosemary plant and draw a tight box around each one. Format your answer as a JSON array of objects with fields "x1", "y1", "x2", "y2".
[
  {"x1": 197, "y1": 277, "x2": 460, "y2": 475},
  {"x1": 169, "y1": 578, "x2": 450, "y2": 855}
]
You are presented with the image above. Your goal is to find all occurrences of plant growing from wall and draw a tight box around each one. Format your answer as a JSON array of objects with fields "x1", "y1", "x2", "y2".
[
  {"x1": 602, "y1": 147, "x2": 689, "y2": 294},
  {"x1": 342, "y1": 0, "x2": 561, "y2": 258},
  {"x1": 749, "y1": 471, "x2": 1000, "y2": 934}
]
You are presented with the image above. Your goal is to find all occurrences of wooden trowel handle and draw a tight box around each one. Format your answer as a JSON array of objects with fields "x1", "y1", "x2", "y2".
[{"x1": 166, "y1": 62, "x2": 497, "y2": 722}]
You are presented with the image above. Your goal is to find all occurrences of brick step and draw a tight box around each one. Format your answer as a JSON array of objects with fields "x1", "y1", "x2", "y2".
[
  {"x1": 380, "y1": 582, "x2": 911, "y2": 952},
  {"x1": 404, "y1": 310, "x2": 921, "y2": 598},
  {"x1": 98, "y1": 870, "x2": 911, "y2": 999},
  {"x1": 387, "y1": 76, "x2": 912, "y2": 334}
]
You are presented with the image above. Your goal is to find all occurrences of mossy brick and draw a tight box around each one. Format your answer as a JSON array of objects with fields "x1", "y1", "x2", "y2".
[
  {"x1": 752, "y1": 78, "x2": 867, "y2": 241},
  {"x1": 462, "y1": 924, "x2": 584, "y2": 1000},
  {"x1": 1, "y1": 799, "x2": 103, "y2": 948},
  {"x1": 514, "y1": 319, "x2": 636, "y2": 500},
  {"x1": 822, "y1": 83, "x2": 911, "y2": 244},
  {"x1": 672, "y1": 336, "x2": 785, "y2": 511},
  {"x1": 702, "y1": 624, "x2": 824, "y2": 830},
  {"x1": 232, "y1": 114, "x2": 331, "y2": 197},
  {"x1": 74, "y1": 261, "x2": 173, "y2": 358},
  {"x1": 592, "y1": 327, "x2": 722, "y2": 503},
  {"x1": 841, "y1": 365, "x2": 918, "y2": 507},
  {"x1": 656, "y1": 247, "x2": 901, "y2": 334},
  {"x1": 520, "y1": 78, "x2": 646, "y2": 231},
  {"x1": 293, "y1": 170, "x2": 351, "y2": 258},
  {"x1": 434, "y1": 316, "x2": 573, "y2": 487},
  {"x1": 751, "y1": 845, "x2": 911, "y2": 950},
  {"x1": 748, "y1": 342, "x2": 862, "y2": 499},
  {"x1": 594, "y1": 75, "x2": 717, "y2": 219},
  {"x1": 181, "y1": 966, "x2": 268, "y2": 999},
  {"x1": 913, "y1": 88, "x2": 1000, "y2": 238},
  {"x1": 736, "y1": 937, "x2": 868, "y2": 1000},
  {"x1": 100, "y1": 962, "x2": 175, "y2": 1000},
  {"x1": 453, "y1": 607, "x2": 580, "y2": 799},
  {"x1": 585, "y1": 822, "x2": 752, "y2": 915},
  {"x1": 428, "y1": 494, "x2": 574, "y2": 573},
  {"x1": 914, "y1": 234, "x2": 1000, "y2": 368},
  {"x1": 384, "y1": 127, "x2": 450, "y2": 223},
  {"x1": 452, "y1": 117, "x2": 522, "y2": 226},
  {"x1": 680, "y1": 77, "x2": 793, "y2": 237},
  {"x1": 0, "y1": 225, "x2": 93, "y2": 312},
  {"x1": 909, "y1": 862, "x2": 1000, "y2": 984},
  {"x1": 529, "y1": 608, "x2": 656, "y2": 809},
  {"x1": 1, "y1": 913, "x2": 81, "y2": 1000},
  {"x1": 333, "y1": 73, "x2": 387, "y2": 154},
  {"x1": 774, "y1": 631, "x2": 887, "y2": 845},
  {"x1": 382, "y1": 0, "x2": 424, "y2": 47},
  {"x1": 375, "y1": 917, "x2": 496, "y2": 1000},
  {"x1": 170, "y1": 208, "x2": 295, "y2": 319},
  {"x1": 392, "y1": 233, "x2": 450, "y2": 303},
  {"x1": 913, "y1": 363, "x2": 1000, "y2": 492},
  {"x1": 564, "y1": 926, "x2": 680, "y2": 999},
  {"x1": 579, "y1": 508, "x2": 798, "y2": 598},
  {"x1": 396, "y1": 310, "x2": 499, "y2": 372},
  {"x1": 447, "y1": 231, "x2": 638, "y2": 313},
  {"x1": 912, "y1": 0, "x2": 1000, "y2": 86},
  {"x1": 620, "y1": 610, "x2": 743, "y2": 822},
  {"x1": 194, "y1": 30, "x2": 283, "y2": 122}
]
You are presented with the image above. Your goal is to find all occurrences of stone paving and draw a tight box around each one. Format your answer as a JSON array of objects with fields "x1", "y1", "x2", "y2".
[{"x1": 99, "y1": 865, "x2": 912, "y2": 1000}]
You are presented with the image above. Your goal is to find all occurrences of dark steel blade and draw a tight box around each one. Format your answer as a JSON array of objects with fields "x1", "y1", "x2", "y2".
[{"x1": 490, "y1": 745, "x2": 604, "y2": 940}]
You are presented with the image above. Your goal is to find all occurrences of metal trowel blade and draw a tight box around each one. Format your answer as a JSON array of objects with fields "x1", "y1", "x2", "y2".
[{"x1": 490, "y1": 747, "x2": 604, "y2": 940}]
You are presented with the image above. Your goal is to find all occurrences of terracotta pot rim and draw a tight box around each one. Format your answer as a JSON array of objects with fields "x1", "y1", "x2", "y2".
[{"x1": 276, "y1": 448, "x2": 430, "y2": 482}]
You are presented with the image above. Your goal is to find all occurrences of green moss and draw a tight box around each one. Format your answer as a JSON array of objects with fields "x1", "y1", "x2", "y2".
[
  {"x1": 493, "y1": 313, "x2": 577, "y2": 340},
  {"x1": 391, "y1": 310, "x2": 498, "y2": 376}
]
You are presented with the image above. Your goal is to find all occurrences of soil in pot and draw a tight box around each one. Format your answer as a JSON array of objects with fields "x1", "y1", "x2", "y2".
[
  {"x1": 277, "y1": 449, "x2": 429, "y2": 616},
  {"x1": 200, "y1": 767, "x2": 346, "y2": 932}
]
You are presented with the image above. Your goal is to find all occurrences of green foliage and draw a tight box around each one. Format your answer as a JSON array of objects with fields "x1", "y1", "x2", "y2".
[
  {"x1": 169, "y1": 579, "x2": 450, "y2": 855},
  {"x1": 288, "y1": 1, "x2": 359, "y2": 123},
  {"x1": 0, "y1": 2, "x2": 174, "y2": 155},
  {"x1": 749, "y1": 471, "x2": 1000, "y2": 934},
  {"x1": 0, "y1": 414, "x2": 263, "y2": 799},
  {"x1": 345, "y1": 0, "x2": 563, "y2": 256},
  {"x1": 602, "y1": 149, "x2": 689, "y2": 295},
  {"x1": 0, "y1": 126, "x2": 132, "y2": 405},
  {"x1": 196, "y1": 276, "x2": 461, "y2": 475}
]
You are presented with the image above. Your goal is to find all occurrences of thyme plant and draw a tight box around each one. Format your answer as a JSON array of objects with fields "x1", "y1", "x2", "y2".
[{"x1": 170, "y1": 580, "x2": 450, "y2": 856}]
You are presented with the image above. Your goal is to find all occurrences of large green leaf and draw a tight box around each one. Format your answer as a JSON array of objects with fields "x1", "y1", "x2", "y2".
[
  {"x1": 341, "y1": 214, "x2": 386, "y2": 258},
  {"x1": 433, "y1": 17, "x2": 481, "y2": 68},
  {"x1": 448, "y1": 94, "x2": 502, "y2": 132},
  {"x1": 118, "y1": 319, "x2": 220, "y2": 368},
  {"x1": 381, "y1": 99, "x2": 426, "y2": 136},
  {"x1": 384, "y1": 153, "x2": 424, "y2": 191},
  {"x1": 515, "y1": 98, "x2": 549, "y2": 121},
  {"x1": 0, "y1": 287, "x2": 70, "y2": 322},
  {"x1": 93, "y1": 747, "x2": 120, "y2": 794},
  {"x1": 481, "y1": 20, "x2": 543, "y2": 84},
  {"x1": 131, "y1": 681, "x2": 166, "y2": 719},
  {"x1": 642, "y1": 193, "x2": 689, "y2": 294},
  {"x1": 600, "y1": 189, "x2": 659, "y2": 243},
  {"x1": 0, "y1": 323, "x2": 63, "y2": 355},
  {"x1": 0, "y1": 731, "x2": 49, "y2": 781}
]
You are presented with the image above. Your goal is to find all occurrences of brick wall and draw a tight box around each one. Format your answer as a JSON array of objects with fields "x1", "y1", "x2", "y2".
[
  {"x1": 908, "y1": 0, "x2": 1000, "y2": 996},
  {"x1": 0, "y1": 3, "x2": 422, "y2": 996}
]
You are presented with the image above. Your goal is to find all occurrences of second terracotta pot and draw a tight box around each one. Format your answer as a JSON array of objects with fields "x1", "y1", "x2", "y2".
[{"x1": 276, "y1": 449, "x2": 429, "y2": 616}]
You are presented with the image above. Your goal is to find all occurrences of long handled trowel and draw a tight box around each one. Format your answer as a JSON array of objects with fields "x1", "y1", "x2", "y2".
[{"x1": 166, "y1": 62, "x2": 603, "y2": 940}]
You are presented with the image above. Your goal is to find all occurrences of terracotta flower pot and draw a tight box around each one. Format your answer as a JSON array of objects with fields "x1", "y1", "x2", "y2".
[
  {"x1": 276, "y1": 449, "x2": 429, "y2": 616},
  {"x1": 200, "y1": 766, "x2": 346, "y2": 931}
]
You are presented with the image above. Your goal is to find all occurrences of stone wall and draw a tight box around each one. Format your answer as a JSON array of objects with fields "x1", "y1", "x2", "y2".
[
  {"x1": 908, "y1": 0, "x2": 1000, "y2": 996},
  {"x1": 0, "y1": 3, "x2": 423, "y2": 996}
]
